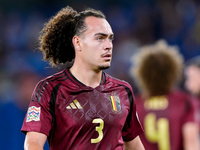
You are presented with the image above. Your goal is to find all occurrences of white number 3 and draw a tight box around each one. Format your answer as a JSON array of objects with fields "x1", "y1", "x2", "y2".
[{"x1": 91, "y1": 118, "x2": 104, "y2": 143}]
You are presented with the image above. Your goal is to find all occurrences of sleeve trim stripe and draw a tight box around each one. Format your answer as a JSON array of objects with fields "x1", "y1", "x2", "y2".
[
  {"x1": 32, "y1": 71, "x2": 67, "y2": 102},
  {"x1": 123, "y1": 85, "x2": 134, "y2": 126}
]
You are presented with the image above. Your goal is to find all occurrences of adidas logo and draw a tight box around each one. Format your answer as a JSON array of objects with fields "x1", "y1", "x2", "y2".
[{"x1": 66, "y1": 99, "x2": 83, "y2": 109}]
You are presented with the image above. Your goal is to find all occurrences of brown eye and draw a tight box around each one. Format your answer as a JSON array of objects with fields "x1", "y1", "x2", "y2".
[
  {"x1": 109, "y1": 35, "x2": 114, "y2": 41},
  {"x1": 109, "y1": 37, "x2": 114, "y2": 41},
  {"x1": 97, "y1": 37, "x2": 102, "y2": 41}
]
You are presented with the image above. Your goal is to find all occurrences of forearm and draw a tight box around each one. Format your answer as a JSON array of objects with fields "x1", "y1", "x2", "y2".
[
  {"x1": 24, "y1": 132, "x2": 47, "y2": 150},
  {"x1": 24, "y1": 142, "x2": 43, "y2": 150},
  {"x1": 124, "y1": 136, "x2": 145, "y2": 150},
  {"x1": 184, "y1": 138, "x2": 200, "y2": 150},
  {"x1": 183, "y1": 122, "x2": 200, "y2": 150}
]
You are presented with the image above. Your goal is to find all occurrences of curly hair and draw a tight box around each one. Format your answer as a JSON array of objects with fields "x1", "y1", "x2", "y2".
[
  {"x1": 39, "y1": 6, "x2": 105, "y2": 66},
  {"x1": 130, "y1": 40, "x2": 184, "y2": 97}
]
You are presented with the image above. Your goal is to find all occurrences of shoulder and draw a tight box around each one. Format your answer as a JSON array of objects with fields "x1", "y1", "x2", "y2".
[
  {"x1": 168, "y1": 90, "x2": 199, "y2": 107},
  {"x1": 37, "y1": 70, "x2": 67, "y2": 87},
  {"x1": 104, "y1": 73, "x2": 132, "y2": 89},
  {"x1": 32, "y1": 70, "x2": 67, "y2": 102},
  {"x1": 169, "y1": 90, "x2": 195, "y2": 100}
]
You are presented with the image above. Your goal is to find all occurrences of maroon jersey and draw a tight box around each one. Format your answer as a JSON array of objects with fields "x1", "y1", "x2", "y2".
[
  {"x1": 21, "y1": 68, "x2": 143, "y2": 150},
  {"x1": 135, "y1": 90, "x2": 198, "y2": 150},
  {"x1": 197, "y1": 96, "x2": 200, "y2": 129}
]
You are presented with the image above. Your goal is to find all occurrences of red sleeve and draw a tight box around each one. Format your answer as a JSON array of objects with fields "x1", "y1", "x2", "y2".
[
  {"x1": 182, "y1": 94, "x2": 199, "y2": 124},
  {"x1": 21, "y1": 80, "x2": 53, "y2": 136},
  {"x1": 122, "y1": 85, "x2": 144, "y2": 141}
]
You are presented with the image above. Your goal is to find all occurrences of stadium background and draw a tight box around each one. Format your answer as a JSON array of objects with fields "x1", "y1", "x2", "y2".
[{"x1": 0, "y1": 0, "x2": 200, "y2": 149}]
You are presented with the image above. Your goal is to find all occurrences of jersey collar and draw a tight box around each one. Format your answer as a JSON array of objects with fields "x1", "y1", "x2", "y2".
[{"x1": 65, "y1": 67, "x2": 106, "y2": 87}]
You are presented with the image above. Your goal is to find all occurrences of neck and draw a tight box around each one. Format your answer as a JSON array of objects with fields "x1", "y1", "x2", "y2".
[{"x1": 70, "y1": 63, "x2": 102, "y2": 88}]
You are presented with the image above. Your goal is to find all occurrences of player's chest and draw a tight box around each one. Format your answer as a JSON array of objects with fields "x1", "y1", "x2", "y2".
[{"x1": 55, "y1": 88, "x2": 129, "y2": 126}]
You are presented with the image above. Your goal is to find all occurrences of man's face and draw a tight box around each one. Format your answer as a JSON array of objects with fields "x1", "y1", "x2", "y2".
[
  {"x1": 184, "y1": 65, "x2": 200, "y2": 96},
  {"x1": 78, "y1": 16, "x2": 114, "y2": 71}
]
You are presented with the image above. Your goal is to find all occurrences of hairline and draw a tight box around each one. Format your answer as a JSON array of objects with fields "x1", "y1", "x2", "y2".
[{"x1": 75, "y1": 16, "x2": 107, "y2": 37}]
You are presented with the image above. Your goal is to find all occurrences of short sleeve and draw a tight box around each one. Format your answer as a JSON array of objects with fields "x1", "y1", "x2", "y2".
[
  {"x1": 182, "y1": 94, "x2": 199, "y2": 124},
  {"x1": 122, "y1": 86, "x2": 144, "y2": 141},
  {"x1": 21, "y1": 80, "x2": 53, "y2": 136}
]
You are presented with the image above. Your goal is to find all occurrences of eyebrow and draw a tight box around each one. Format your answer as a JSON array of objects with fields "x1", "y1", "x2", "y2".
[{"x1": 94, "y1": 33, "x2": 114, "y2": 37}]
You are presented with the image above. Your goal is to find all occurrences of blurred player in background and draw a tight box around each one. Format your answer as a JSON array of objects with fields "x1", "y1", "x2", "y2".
[
  {"x1": 130, "y1": 40, "x2": 199, "y2": 150},
  {"x1": 21, "y1": 6, "x2": 145, "y2": 150},
  {"x1": 184, "y1": 56, "x2": 200, "y2": 140}
]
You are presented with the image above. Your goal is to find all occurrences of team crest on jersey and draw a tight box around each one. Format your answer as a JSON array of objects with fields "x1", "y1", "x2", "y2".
[
  {"x1": 26, "y1": 106, "x2": 41, "y2": 122},
  {"x1": 110, "y1": 96, "x2": 121, "y2": 112}
]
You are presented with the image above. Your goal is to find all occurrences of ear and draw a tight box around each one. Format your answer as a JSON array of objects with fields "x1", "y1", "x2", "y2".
[{"x1": 72, "y1": 36, "x2": 81, "y2": 51}]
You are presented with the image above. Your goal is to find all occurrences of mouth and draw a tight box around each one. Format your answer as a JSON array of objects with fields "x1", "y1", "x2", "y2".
[
  {"x1": 102, "y1": 53, "x2": 112, "y2": 61},
  {"x1": 102, "y1": 53, "x2": 112, "y2": 58}
]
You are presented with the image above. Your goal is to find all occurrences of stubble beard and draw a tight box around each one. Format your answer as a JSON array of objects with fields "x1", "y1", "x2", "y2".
[
  {"x1": 99, "y1": 60, "x2": 112, "y2": 70},
  {"x1": 98, "y1": 65, "x2": 110, "y2": 70},
  {"x1": 94, "y1": 60, "x2": 111, "y2": 71}
]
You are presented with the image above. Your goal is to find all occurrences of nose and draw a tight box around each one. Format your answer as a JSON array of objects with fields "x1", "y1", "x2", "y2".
[{"x1": 104, "y1": 39, "x2": 113, "y2": 51}]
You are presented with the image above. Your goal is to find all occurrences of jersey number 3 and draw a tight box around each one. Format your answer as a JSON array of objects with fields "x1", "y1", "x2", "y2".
[
  {"x1": 144, "y1": 113, "x2": 171, "y2": 150},
  {"x1": 91, "y1": 118, "x2": 104, "y2": 143}
]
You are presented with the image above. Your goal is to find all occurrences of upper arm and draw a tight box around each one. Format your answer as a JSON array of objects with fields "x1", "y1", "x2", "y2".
[
  {"x1": 24, "y1": 131, "x2": 47, "y2": 150},
  {"x1": 124, "y1": 136, "x2": 145, "y2": 150}
]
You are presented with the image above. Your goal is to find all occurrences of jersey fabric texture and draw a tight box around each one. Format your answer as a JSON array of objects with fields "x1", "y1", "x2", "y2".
[
  {"x1": 135, "y1": 90, "x2": 198, "y2": 150},
  {"x1": 21, "y1": 68, "x2": 143, "y2": 150},
  {"x1": 197, "y1": 96, "x2": 200, "y2": 128}
]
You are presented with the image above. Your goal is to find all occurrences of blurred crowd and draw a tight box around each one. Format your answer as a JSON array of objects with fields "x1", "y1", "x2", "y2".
[{"x1": 0, "y1": 0, "x2": 200, "y2": 149}]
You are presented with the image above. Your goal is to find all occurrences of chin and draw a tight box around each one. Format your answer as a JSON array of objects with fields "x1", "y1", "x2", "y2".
[{"x1": 98, "y1": 65, "x2": 110, "y2": 70}]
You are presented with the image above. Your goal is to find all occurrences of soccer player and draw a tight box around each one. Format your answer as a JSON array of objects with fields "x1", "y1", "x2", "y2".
[
  {"x1": 130, "y1": 40, "x2": 199, "y2": 150},
  {"x1": 184, "y1": 56, "x2": 200, "y2": 140},
  {"x1": 184, "y1": 56, "x2": 200, "y2": 100},
  {"x1": 21, "y1": 6, "x2": 145, "y2": 150}
]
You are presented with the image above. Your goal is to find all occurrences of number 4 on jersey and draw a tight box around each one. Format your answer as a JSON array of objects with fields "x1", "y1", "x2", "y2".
[{"x1": 144, "y1": 113, "x2": 171, "y2": 150}]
